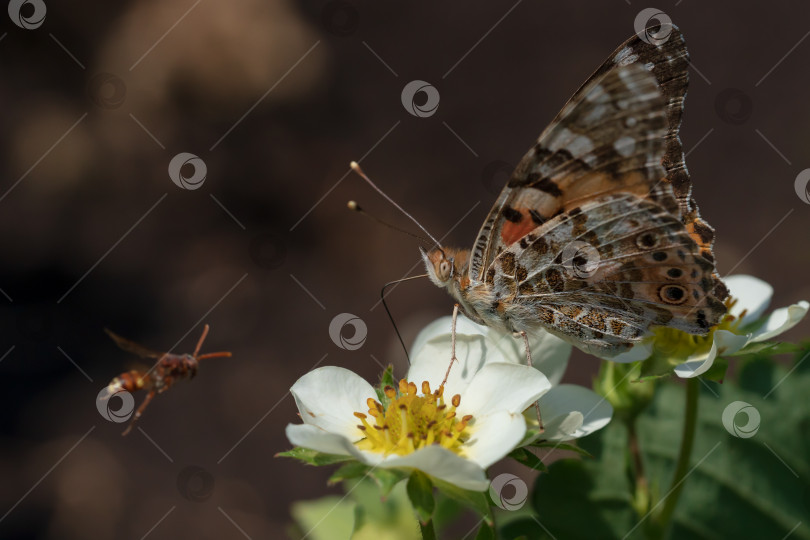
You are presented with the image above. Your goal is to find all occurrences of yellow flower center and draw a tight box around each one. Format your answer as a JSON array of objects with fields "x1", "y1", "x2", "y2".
[
  {"x1": 353, "y1": 379, "x2": 473, "y2": 457},
  {"x1": 650, "y1": 297, "x2": 747, "y2": 361}
]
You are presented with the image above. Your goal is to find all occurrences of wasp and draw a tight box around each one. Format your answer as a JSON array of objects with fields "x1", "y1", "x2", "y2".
[{"x1": 100, "y1": 324, "x2": 231, "y2": 435}]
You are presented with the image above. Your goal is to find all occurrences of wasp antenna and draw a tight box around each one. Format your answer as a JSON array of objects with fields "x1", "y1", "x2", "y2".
[
  {"x1": 349, "y1": 162, "x2": 445, "y2": 255},
  {"x1": 197, "y1": 351, "x2": 232, "y2": 361},
  {"x1": 193, "y1": 324, "x2": 210, "y2": 358}
]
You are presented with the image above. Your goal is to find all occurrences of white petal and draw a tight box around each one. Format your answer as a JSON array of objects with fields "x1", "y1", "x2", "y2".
[
  {"x1": 456, "y1": 363, "x2": 551, "y2": 418},
  {"x1": 462, "y1": 410, "x2": 527, "y2": 470},
  {"x1": 410, "y1": 315, "x2": 486, "y2": 361},
  {"x1": 540, "y1": 411, "x2": 584, "y2": 442},
  {"x1": 484, "y1": 326, "x2": 571, "y2": 385},
  {"x1": 290, "y1": 366, "x2": 376, "y2": 440},
  {"x1": 724, "y1": 275, "x2": 773, "y2": 325},
  {"x1": 409, "y1": 316, "x2": 571, "y2": 394},
  {"x1": 407, "y1": 330, "x2": 489, "y2": 398},
  {"x1": 285, "y1": 424, "x2": 360, "y2": 459},
  {"x1": 610, "y1": 341, "x2": 653, "y2": 363},
  {"x1": 714, "y1": 328, "x2": 752, "y2": 355},
  {"x1": 749, "y1": 301, "x2": 810, "y2": 343},
  {"x1": 537, "y1": 385, "x2": 613, "y2": 441},
  {"x1": 674, "y1": 342, "x2": 719, "y2": 378},
  {"x1": 378, "y1": 445, "x2": 489, "y2": 491}
]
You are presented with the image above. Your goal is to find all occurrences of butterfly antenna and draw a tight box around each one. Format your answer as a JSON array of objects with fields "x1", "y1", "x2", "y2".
[
  {"x1": 380, "y1": 274, "x2": 429, "y2": 363},
  {"x1": 350, "y1": 162, "x2": 446, "y2": 256},
  {"x1": 347, "y1": 201, "x2": 431, "y2": 246}
]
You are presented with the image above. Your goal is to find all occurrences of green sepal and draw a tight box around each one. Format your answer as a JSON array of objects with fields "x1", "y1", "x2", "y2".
[
  {"x1": 367, "y1": 467, "x2": 408, "y2": 497},
  {"x1": 276, "y1": 447, "x2": 353, "y2": 466},
  {"x1": 376, "y1": 364, "x2": 396, "y2": 409},
  {"x1": 328, "y1": 461, "x2": 370, "y2": 485},
  {"x1": 431, "y1": 478, "x2": 493, "y2": 525},
  {"x1": 508, "y1": 447, "x2": 548, "y2": 472},
  {"x1": 406, "y1": 470, "x2": 435, "y2": 523}
]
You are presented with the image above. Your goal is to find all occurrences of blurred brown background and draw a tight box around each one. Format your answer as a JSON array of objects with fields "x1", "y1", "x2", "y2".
[{"x1": 1, "y1": 0, "x2": 809, "y2": 538}]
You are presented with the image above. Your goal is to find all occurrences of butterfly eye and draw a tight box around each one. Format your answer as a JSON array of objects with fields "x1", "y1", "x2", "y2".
[{"x1": 439, "y1": 260, "x2": 452, "y2": 280}]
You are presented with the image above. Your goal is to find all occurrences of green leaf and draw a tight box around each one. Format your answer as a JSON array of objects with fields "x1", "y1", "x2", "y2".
[
  {"x1": 329, "y1": 461, "x2": 370, "y2": 485},
  {"x1": 727, "y1": 340, "x2": 801, "y2": 357},
  {"x1": 406, "y1": 471, "x2": 435, "y2": 523},
  {"x1": 508, "y1": 447, "x2": 547, "y2": 472},
  {"x1": 432, "y1": 478, "x2": 493, "y2": 525},
  {"x1": 638, "y1": 350, "x2": 810, "y2": 539},
  {"x1": 532, "y1": 347, "x2": 810, "y2": 539},
  {"x1": 532, "y1": 421, "x2": 641, "y2": 540},
  {"x1": 498, "y1": 517, "x2": 554, "y2": 540},
  {"x1": 276, "y1": 447, "x2": 353, "y2": 466}
]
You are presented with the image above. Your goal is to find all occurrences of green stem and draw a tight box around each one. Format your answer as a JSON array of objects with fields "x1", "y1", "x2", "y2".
[
  {"x1": 628, "y1": 420, "x2": 650, "y2": 516},
  {"x1": 652, "y1": 377, "x2": 699, "y2": 537},
  {"x1": 419, "y1": 518, "x2": 436, "y2": 540}
]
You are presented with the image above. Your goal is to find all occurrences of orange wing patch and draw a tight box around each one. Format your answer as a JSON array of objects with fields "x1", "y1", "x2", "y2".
[{"x1": 499, "y1": 206, "x2": 543, "y2": 246}]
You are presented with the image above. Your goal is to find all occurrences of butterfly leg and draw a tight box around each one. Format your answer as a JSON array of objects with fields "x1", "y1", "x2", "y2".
[
  {"x1": 519, "y1": 331, "x2": 544, "y2": 434},
  {"x1": 121, "y1": 389, "x2": 156, "y2": 436},
  {"x1": 440, "y1": 303, "x2": 460, "y2": 388}
]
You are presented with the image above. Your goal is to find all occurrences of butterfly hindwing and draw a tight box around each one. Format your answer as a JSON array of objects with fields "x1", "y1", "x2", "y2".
[{"x1": 486, "y1": 192, "x2": 726, "y2": 355}]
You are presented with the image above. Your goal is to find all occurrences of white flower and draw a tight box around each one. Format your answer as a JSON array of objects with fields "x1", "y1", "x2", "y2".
[
  {"x1": 615, "y1": 275, "x2": 809, "y2": 378},
  {"x1": 408, "y1": 315, "x2": 613, "y2": 442},
  {"x1": 286, "y1": 359, "x2": 550, "y2": 492}
]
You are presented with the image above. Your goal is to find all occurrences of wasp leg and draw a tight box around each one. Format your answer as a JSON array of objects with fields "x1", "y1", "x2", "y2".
[{"x1": 122, "y1": 389, "x2": 156, "y2": 436}]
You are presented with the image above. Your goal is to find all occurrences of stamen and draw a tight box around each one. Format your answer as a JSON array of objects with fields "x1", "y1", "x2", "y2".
[{"x1": 351, "y1": 379, "x2": 472, "y2": 457}]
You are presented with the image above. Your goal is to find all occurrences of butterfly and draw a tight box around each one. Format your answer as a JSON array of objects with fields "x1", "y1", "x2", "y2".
[{"x1": 419, "y1": 25, "x2": 729, "y2": 359}]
